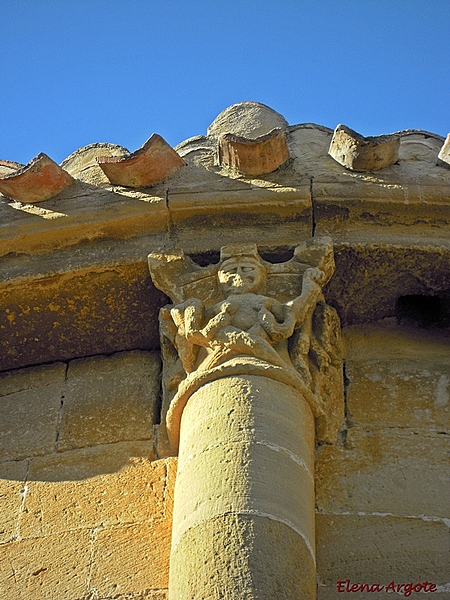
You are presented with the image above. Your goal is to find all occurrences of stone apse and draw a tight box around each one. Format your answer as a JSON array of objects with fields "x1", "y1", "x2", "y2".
[{"x1": 0, "y1": 102, "x2": 449, "y2": 599}]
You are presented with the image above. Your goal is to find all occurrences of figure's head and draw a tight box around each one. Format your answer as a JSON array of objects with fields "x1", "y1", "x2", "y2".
[{"x1": 218, "y1": 244, "x2": 266, "y2": 294}]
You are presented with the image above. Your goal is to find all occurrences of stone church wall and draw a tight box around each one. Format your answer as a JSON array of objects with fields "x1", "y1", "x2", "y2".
[
  {"x1": 316, "y1": 321, "x2": 449, "y2": 598},
  {"x1": 1, "y1": 102, "x2": 449, "y2": 598},
  {"x1": 0, "y1": 351, "x2": 175, "y2": 599}
]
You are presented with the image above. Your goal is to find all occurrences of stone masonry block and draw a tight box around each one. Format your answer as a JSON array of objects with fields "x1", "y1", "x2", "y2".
[
  {"x1": 0, "y1": 529, "x2": 91, "y2": 600},
  {"x1": 315, "y1": 428, "x2": 449, "y2": 518},
  {"x1": 316, "y1": 514, "x2": 449, "y2": 599},
  {"x1": 0, "y1": 459, "x2": 28, "y2": 543},
  {"x1": 58, "y1": 351, "x2": 160, "y2": 451},
  {"x1": 21, "y1": 443, "x2": 176, "y2": 539},
  {"x1": 0, "y1": 363, "x2": 66, "y2": 460},
  {"x1": 346, "y1": 359, "x2": 450, "y2": 431},
  {"x1": 89, "y1": 521, "x2": 171, "y2": 597}
]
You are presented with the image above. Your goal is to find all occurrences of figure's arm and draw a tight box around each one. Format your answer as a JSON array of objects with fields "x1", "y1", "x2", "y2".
[
  {"x1": 258, "y1": 299, "x2": 294, "y2": 343},
  {"x1": 259, "y1": 267, "x2": 325, "y2": 343},
  {"x1": 288, "y1": 267, "x2": 325, "y2": 324},
  {"x1": 200, "y1": 303, "x2": 233, "y2": 339},
  {"x1": 184, "y1": 301, "x2": 234, "y2": 347}
]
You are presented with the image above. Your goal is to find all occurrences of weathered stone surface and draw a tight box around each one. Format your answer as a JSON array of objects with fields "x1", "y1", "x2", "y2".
[
  {"x1": 343, "y1": 319, "x2": 450, "y2": 363},
  {"x1": 20, "y1": 444, "x2": 176, "y2": 538},
  {"x1": 89, "y1": 522, "x2": 171, "y2": 597},
  {"x1": 316, "y1": 514, "x2": 449, "y2": 599},
  {"x1": 207, "y1": 101, "x2": 289, "y2": 140},
  {"x1": 173, "y1": 377, "x2": 316, "y2": 552},
  {"x1": 343, "y1": 321, "x2": 450, "y2": 431},
  {"x1": 0, "y1": 159, "x2": 24, "y2": 177},
  {"x1": 0, "y1": 263, "x2": 166, "y2": 372},
  {"x1": 217, "y1": 128, "x2": 290, "y2": 176},
  {"x1": 346, "y1": 359, "x2": 450, "y2": 431},
  {"x1": 0, "y1": 153, "x2": 75, "y2": 203},
  {"x1": 79, "y1": 593, "x2": 168, "y2": 600},
  {"x1": 0, "y1": 360, "x2": 66, "y2": 397},
  {"x1": 0, "y1": 183, "x2": 168, "y2": 260},
  {"x1": 170, "y1": 514, "x2": 315, "y2": 600},
  {"x1": 312, "y1": 181, "x2": 450, "y2": 244},
  {"x1": 0, "y1": 529, "x2": 91, "y2": 600},
  {"x1": 169, "y1": 186, "x2": 312, "y2": 254},
  {"x1": 0, "y1": 459, "x2": 28, "y2": 543},
  {"x1": 328, "y1": 124, "x2": 400, "y2": 171},
  {"x1": 0, "y1": 363, "x2": 66, "y2": 460},
  {"x1": 97, "y1": 134, "x2": 185, "y2": 187},
  {"x1": 316, "y1": 428, "x2": 449, "y2": 518},
  {"x1": 325, "y1": 246, "x2": 450, "y2": 326},
  {"x1": 58, "y1": 351, "x2": 160, "y2": 451}
]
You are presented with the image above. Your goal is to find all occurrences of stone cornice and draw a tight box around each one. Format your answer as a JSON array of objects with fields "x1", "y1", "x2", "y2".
[{"x1": 1, "y1": 102, "x2": 449, "y2": 372}]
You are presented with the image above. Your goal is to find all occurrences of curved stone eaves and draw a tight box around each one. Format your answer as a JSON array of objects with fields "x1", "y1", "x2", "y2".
[
  {"x1": 97, "y1": 134, "x2": 186, "y2": 188},
  {"x1": 0, "y1": 153, "x2": 75, "y2": 203}
]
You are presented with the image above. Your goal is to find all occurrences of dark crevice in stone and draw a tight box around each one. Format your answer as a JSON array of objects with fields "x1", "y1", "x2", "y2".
[
  {"x1": 396, "y1": 292, "x2": 450, "y2": 328},
  {"x1": 188, "y1": 247, "x2": 297, "y2": 267}
]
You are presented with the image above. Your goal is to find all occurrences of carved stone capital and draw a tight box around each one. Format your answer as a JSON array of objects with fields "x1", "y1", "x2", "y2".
[{"x1": 148, "y1": 237, "x2": 344, "y2": 455}]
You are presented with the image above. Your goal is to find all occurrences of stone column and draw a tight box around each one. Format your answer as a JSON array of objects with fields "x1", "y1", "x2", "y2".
[{"x1": 148, "y1": 239, "x2": 343, "y2": 600}]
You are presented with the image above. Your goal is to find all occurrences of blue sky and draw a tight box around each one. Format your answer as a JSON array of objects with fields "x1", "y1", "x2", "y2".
[{"x1": 1, "y1": 1, "x2": 449, "y2": 165}]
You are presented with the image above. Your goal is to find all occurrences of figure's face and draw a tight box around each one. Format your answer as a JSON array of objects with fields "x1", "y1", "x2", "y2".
[{"x1": 218, "y1": 259, "x2": 265, "y2": 294}]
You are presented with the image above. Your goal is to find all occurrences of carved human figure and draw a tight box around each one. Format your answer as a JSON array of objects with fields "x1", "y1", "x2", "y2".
[
  {"x1": 148, "y1": 238, "x2": 343, "y2": 451},
  {"x1": 167, "y1": 250, "x2": 327, "y2": 376}
]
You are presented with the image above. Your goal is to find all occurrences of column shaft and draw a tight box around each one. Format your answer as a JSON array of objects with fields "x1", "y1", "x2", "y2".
[{"x1": 169, "y1": 374, "x2": 316, "y2": 600}]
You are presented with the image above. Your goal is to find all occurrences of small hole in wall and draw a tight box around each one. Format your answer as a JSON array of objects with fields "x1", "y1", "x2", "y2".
[
  {"x1": 188, "y1": 247, "x2": 295, "y2": 266},
  {"x1": 188, "y1": 251, "x2": 220, "y2": 266},
  {"x1": 395, "y1": 293, "x2": 450, "y2": 328}
]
